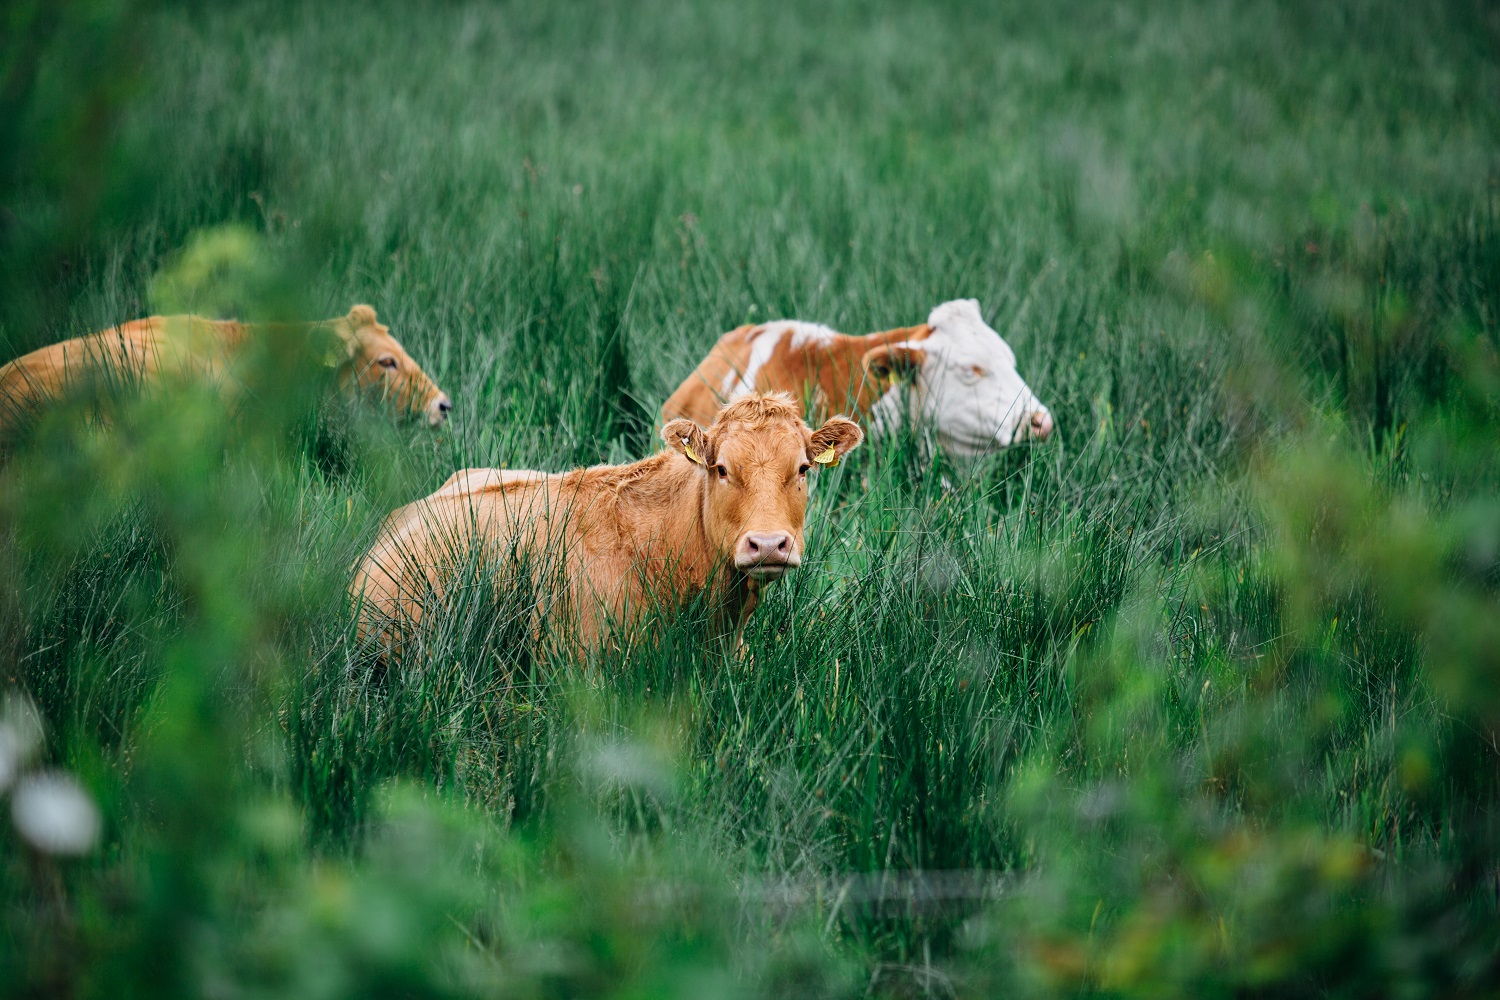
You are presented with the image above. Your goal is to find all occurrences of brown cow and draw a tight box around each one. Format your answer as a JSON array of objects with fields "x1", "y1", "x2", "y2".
[
  {"x1": 0, "y1": 304, "x2": 452, "y2": 440},
  {"x1": 351, "y1": 392, "x2": 863, "y2": 655},
  {"x1": 663, "y1": 299, "x2": 1053, "y2": 458}
]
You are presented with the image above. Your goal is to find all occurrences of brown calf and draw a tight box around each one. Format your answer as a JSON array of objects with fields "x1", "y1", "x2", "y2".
[
  {"x1": 351, "y1": 392, "x2": 863, "y2": 654},
  {"x1": 0, "y1": 304, "x2": 452, "y2": 440}
]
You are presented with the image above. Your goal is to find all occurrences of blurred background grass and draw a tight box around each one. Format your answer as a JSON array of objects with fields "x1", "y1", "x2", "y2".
[{"x1": 1, "y1": 0, "x2": 1497, "y2": 996}]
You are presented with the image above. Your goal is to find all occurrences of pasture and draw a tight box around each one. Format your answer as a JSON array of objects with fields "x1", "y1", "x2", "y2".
[{"x1": 2, "y1": 0, "x2": 1498, "y2": 996}]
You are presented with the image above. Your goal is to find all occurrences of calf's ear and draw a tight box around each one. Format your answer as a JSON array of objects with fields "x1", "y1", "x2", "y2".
[
  {"x1": 807, "y1": 416, "x2": 864, "y2": 467},
  {"x1": 347, "y1": 304, "x2": 379, "y2": 328},
  {"x1": 661, "y1": 418, "x2": 714, "y2": 468},
  {"x1": 861, "y1": 343, "x2": 925, "y2": 388}
]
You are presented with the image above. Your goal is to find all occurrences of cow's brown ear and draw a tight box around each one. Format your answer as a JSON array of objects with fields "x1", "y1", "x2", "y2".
[
  {"x1": 861, "y1": 343, "x2": 925, "y2": 388},
  {"x1": 807, "y1": 416, "x2": 864, "y2": 468},
  {"x1": 347, "y1": 304, "x2": 379, "y2": 329},
  {"x1": 661, "y1": 418, "x2": 714, "y2": 468}
]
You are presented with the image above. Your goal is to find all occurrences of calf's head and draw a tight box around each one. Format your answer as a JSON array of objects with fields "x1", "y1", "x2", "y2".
[
  {"x1": 862, "y1": 298, "x2": 1052, "y2": 456},
  {"x1": 328, "y1": 305, "x2": 452, "y2": 427},
  {"x1": 662, "y1": 392, "x2": 863, "y2": 581}
]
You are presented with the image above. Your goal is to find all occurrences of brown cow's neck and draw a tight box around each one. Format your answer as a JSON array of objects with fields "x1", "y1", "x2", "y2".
[
  {"x1": 162, "y1": 315, "x2": 326, "y2": 356},
  {"x1": 214, "y1": 316, "x2": 353, "y2": 350},
  {"x1": 803, "y1": 323, "x2": 931, "y2": 420},
  {"x1": 861, "y1": 322, "x2": 930, "y2": 343}
]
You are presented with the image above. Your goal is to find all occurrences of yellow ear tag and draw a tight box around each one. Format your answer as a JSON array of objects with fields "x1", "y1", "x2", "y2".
[
  {"x1": 813, "y1": 446, "x2": 838, "y2": 466},
  {"x1": 682, "y1": 442, "x2": 704, "y2": 465},
  {"x1": 887, "y1": 373, "x2": 900, "y2": 389}
]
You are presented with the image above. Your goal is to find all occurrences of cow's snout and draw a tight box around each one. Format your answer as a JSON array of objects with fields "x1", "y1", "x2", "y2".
[
  {"x1": 427, "y1": 393, "x2": 453, "y2": 427},
  {"x1": 1027, "y1": 408, "x2": 1054, "y2": 442},
  {"x1": 735, "y1": 531, "x2": 801, "y2": 580}
]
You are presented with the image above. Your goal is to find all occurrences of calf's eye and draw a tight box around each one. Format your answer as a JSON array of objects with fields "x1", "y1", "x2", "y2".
[
  {"x1": 377, "y1": 356, "x2": 398, "y2": 370},
  {"x1": 798, "y1": 464, "x2": 811, "y2": 476},
  {"x1": 715, "y1": 464, "x2": 729, "y2": 480}
]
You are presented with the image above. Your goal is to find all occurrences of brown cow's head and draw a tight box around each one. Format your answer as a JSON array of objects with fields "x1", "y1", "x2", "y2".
[
  {"x1": 328, "y1": 305, "x2": 452, "y2": 427},
  {"x1": 661, "y1": 392, "x2": 863, "y2": 581}
]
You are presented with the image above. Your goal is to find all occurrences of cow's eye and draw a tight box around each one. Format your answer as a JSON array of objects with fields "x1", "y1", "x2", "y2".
[
  {"x1": 965, "y1": 365, "x2": 987, "y2": 379},
  {"x1": 714, "y1": 464, "x2": 729, "y2": 480},
  {"x1": 377, "y1": 356, "x2": 398, "y2": 370},
  {"x1": 798, "y1": 464, "x2": 810, "y2": 476}
]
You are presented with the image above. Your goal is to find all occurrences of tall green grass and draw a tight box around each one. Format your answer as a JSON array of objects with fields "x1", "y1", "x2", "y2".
[{"x1": 2, "y1": 0, "x2": 1498, "y2": 995}]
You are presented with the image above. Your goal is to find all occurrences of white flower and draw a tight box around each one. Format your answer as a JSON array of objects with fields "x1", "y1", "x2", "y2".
[{"x1": 12, "y1": 771, "x2": 101, "y2": 856}]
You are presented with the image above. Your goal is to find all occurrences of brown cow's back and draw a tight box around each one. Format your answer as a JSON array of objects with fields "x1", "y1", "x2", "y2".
[
  {"x1": 662, "y1": 321, "x2": 930, "y2": 425},
  {"x1": 0, "y1": 316, "x2": 245, "y2": 438},
  {"x1": 353, "y1": 453, "x2": 714, "y2": 655}
]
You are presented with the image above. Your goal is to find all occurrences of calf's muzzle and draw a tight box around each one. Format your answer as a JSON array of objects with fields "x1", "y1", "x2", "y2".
[
  {"x1": 426, "y1": 393, "x2": 454, "y2": 427},
  {"x1": 734, "y1": 531, "x2": 800, "y2": 580}
]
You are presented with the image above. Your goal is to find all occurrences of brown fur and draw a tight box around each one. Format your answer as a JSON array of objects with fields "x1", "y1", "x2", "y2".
[
  {"x1": 661, "y1": 322, "x2": 932, "y2": 425},
  {"x1": 0, "y1": 305, "x2": 449, "y2": 440},
  {"x1": 351, "y1": 392, "x2": 863, "y2": 657}
]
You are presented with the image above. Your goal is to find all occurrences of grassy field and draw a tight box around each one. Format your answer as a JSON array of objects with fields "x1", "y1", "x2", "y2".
[{"x1": 2, "y1": 0, "x2": 1499, "y2": 996}]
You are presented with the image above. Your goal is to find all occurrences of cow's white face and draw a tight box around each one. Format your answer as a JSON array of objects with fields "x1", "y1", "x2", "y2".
[{"x1": 865, "y1": 299, "x2": 1052, "y2": 457}]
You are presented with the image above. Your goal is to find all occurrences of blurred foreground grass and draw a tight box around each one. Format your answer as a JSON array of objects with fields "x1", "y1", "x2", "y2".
[{"x1": 1, "y1": 0, "x2": 1497, "y2": 996}]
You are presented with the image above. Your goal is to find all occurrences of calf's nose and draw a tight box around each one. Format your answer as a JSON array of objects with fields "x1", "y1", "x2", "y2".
[
  {"x1": 427, "y1": 393, "x2": 453, "y2": 427},
  {"x1": 745, "y1": 532, "x2": 791, "y2": 557},
  {"x1": 735, "y1": 531, "x2": 801, "y2": 578}
]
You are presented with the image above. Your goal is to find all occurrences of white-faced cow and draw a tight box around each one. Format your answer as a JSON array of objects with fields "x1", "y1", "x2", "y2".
[
  {"x1": 0, "y1": 304, "x2": 452, "y2": 440},
  {"x1": 351, "y1": 392, "x2": 863, "y2": 655},
  {"x1": 663, "y1": 299, "x2": 1052, "y2": 457}
]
